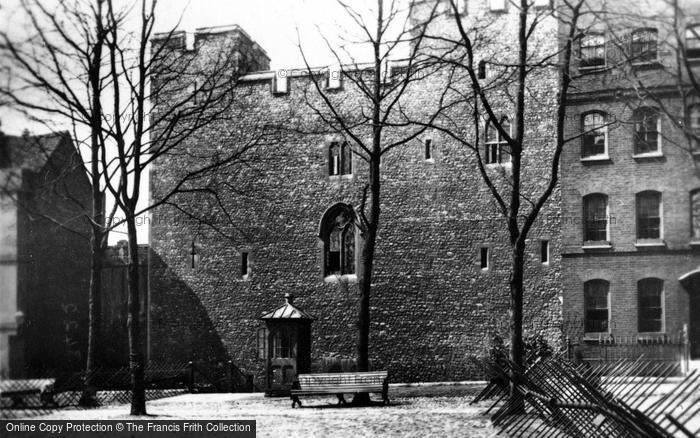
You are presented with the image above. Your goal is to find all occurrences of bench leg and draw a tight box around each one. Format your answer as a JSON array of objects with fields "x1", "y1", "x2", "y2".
[
  {"x1": 10, "y1": 396, "x2": 27, "y2": 408},
  {"x1": 41, "y1": 391, "x2": 57, "y2": 408},
  {"x1": 291, "y1": 395, "x2": 301, "y2": 408},
  {"x1": 382, "y1": 379, "x2": 390, "y2": 405},
  {"x1": 336, "y1": 394, "x2": 347, "y2": 406}
]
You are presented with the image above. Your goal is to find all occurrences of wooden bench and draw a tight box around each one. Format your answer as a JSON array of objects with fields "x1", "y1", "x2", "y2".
[
  {"x1": 290, "y1": 371, "x2": 389, "y2": 408},
  {"x1": 0, "y1": 379, "x2": 56, "y2": 408}
]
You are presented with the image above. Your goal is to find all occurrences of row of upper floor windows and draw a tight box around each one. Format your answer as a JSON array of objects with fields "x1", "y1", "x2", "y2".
[
  {"x1": 579, "y1": 26, "x2": 700, "y2": 70},
  {"x1": 580, "y1": 190, "x2": 700, "y2": 247},
  {"x1": 578, "y1": 106, "x2": 699, "y2": 160}
]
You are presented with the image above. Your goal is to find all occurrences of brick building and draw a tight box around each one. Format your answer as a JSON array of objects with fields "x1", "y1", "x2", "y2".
[
  {"x1": 148, "y1": 4, "x2": 563, "y2": 383},
  {"x1": 561, "y1": 0, "x2": 700, "y2": 357}
]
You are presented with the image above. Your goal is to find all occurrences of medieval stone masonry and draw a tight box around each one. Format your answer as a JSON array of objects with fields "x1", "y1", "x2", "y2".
[
  {"x1": 149, "y1": 3, "x2": 562, "y2": 384},
  {"x1": 148, "y1": 0, "x2": 699, "y2": 385}
]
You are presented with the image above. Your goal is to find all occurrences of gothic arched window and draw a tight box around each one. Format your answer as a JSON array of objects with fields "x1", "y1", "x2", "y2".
[{"x1": 321, "y1": 204, "x2": 356, "y2": 277}]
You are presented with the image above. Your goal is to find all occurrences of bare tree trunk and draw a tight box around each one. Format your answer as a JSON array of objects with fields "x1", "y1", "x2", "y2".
[
  {"x1": 358, "y1": 159, "x2": 381, "y2": 370},
  {"x1": 354, "y1": 157, "x2": 381, "y2": 405},
  {"x1": 508, "y1": 241, "x2": 526, "y2": 412},
  {"x1": 80, "y1": 0, "x2": 106, "y2": 407},
  {"x1": 126, "y1": 215, "x2": 146, "y2": 415},
  {"x1": 80, "y1": 219, "x2": 104, "y2": 406}
]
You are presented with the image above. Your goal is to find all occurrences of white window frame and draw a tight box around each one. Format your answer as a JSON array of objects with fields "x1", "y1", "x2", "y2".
[
  {"x1": 635, "y1": 191, "x2": 664, "y2": 246},
  {"x1": 632, "y1": 109, "x2": 663, "y2": 158},
  {"x1": 579, "y1": 33, "x2": 607, "y2": 70},
  {"x1": 580, "y1": 112, "x2": 609, "y2": 161},
  {"x1": 582, "y1": 193, "x2": 610, "y2": 246}
]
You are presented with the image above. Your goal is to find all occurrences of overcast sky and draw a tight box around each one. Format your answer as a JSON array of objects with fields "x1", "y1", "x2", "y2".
[
  {"x1": 0, "y1": 0, "x2": 389, "y2": 134},
  {"x1": 0, "y1": 0, "x2": 402, "y2": 243},
  {"x1": 154, "y1": 0, "x2": 386, "y2": 69}
]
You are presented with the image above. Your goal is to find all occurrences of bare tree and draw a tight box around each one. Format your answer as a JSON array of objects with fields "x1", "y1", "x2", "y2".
[
  {"x1": 295, "y1": 0, "x2": 446, "y2": 403},
  {"x1": 2, "y1": 0, "x2": 268, "y2": 414},
  {"x1": 417, "y1": 0, "x2": 585, "y2": 399},
  {"x1": 584, "y1": 0, "x2": 700, "y2": 170},
  {"x1": 100, "y1": 0, "x2": 271, "y2": 414},
  {"x1": 0, "y1": 0, "x2": 115, "y2": 405}
]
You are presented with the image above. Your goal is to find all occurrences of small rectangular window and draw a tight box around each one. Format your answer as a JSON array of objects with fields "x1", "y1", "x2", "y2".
[
  {"x1": 425, "y1": 139, "x2": 432, "y2": 160},
  {"x1": 480, "y1": 247, "x2": 489, "y2": 270},
  {"x1": 328, "y1": 141, "x2": 352, "y2": 176},
  {"x1": 541, "y1": 240, "x2": 549, "y2": 264},
  {"x1": 241, "y1": 252, "x2": 249, "y2": 277},
  {"x1": 257, "y1": 327, "x2": 268, "y2": 360},
  {"x1": 478, "y1": 60, "x2": 486, "y2": 79}
]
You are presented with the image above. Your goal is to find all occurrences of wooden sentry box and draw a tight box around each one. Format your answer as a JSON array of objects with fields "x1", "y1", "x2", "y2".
[{"x1": 259, "y1": 293, "x2": 314, "y2": 396}]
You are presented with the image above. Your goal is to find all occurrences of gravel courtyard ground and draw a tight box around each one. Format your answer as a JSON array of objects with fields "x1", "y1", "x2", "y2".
[{"x1": 32, "y1": 385, "x2": 499, "y2": 437}]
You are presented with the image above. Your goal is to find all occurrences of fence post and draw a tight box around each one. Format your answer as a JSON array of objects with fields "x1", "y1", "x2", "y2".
[
  {"x1": 227, "y1": 360, "x2": 233, "y2": 393},
  {"x1": 682, "y1": 325, "x2": 690, "y2": 375},
  {"x1": 187, "y1": 361, "x2": 194, "y2": 393}
]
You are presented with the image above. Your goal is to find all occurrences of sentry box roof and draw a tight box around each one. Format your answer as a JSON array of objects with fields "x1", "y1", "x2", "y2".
[{"x1": 260, "y1": 293, "x2": 315, "y2": 320}]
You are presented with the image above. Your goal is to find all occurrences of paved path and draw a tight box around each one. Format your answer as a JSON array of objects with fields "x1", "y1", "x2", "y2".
[{"x1": 34, "y1": 392, "x2": 499, "y2": 437}]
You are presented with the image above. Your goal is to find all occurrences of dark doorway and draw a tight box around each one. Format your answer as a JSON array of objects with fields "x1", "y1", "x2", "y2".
[
  {"x1": 680, "y1": 269, "x2": 700, "y2": 359},
  {"x1": 690, "y1": 288, "x2": 700, "y2": 359}
]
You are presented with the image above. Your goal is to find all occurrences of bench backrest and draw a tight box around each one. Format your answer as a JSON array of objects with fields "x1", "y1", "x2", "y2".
[{"x1": 298, "y1": 371, "x2": 388, "y2": 387}]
